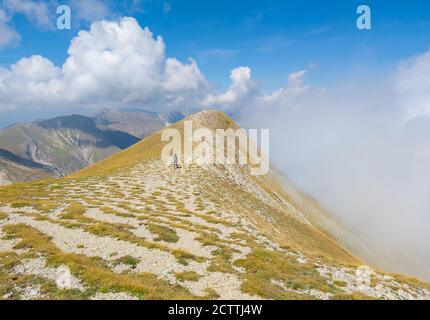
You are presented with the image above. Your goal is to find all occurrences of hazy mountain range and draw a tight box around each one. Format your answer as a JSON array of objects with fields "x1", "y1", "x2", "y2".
[{"x1": 0, "y1": 109, "x2": 185, "y2": 185}]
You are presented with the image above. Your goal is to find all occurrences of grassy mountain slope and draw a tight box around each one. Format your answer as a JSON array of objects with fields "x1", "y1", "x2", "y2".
[
  {"x1": 0, "y1": 148, "x2": 54, "y2": 185},
  {"x1": 0, "y1": 110, "x2": 429, "y2": 300},
  {"x1": 0, "y1": 115, "x2": 122, "y2": 176},
  {"x1": 0, "y1": 114, "x2": 142, "y2": 178}
]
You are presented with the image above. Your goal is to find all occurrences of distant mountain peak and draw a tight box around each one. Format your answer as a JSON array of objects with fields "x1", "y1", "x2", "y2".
[{"x1": 37, "y1": 114, "x2": 95, "y2": 130}]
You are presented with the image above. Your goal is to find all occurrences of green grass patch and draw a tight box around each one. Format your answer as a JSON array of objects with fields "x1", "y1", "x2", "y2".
[
  {"x1": 3, "y1": 224, "x2": 195, "y2": 300},
  {"x1": 59, "y1": 202, "x2": 89, "y2": 221},
  {"x1": 10, "y1": 202, "x2": 30, "y2": 208},
  {"x1": 114, "y1": 255, "x2": 140, "y2": 269},
  {"x1": 174, "y1": 271, "x2": 202, "y2": 282},
  {"x1": 147, "y1": 223, "x2": 179, "y2": 243},
  {"x1": 235, "y1": 249, "x2": 340, "y2": 300}
]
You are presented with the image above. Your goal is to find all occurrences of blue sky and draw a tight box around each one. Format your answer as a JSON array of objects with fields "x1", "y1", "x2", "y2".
[
  {"x1": 0, "y1": 0, "x2": 430, "y2": 129},
  {"x1": 1, "y1": 0, "x2": 430, "y2": 93}
]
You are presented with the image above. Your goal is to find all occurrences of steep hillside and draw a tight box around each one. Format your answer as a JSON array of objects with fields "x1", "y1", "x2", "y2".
[
  {"x1": 0, "y1": 115, "x2": 138, "y2": 177},
  {"x1": 0, "y1": 110, "x2": 429, "y2": 300},
  {"x1": 0, "y1": 148, "x2": 55, "y2": 185}
]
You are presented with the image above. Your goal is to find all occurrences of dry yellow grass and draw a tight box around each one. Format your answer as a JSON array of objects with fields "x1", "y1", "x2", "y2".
[{"x1": 0, "y1": 110, "x2": 428, "y2": 300}]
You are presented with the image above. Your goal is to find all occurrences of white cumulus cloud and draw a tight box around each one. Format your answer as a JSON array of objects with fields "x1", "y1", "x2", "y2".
[
  {"x1": 0, "y1": 17, "x2": 208, "y2": 111},
  {"x1": 203, "y1": 66, "x2": 309, "y2": 110},
  {"x1": 204, "y1": 66, "x2": 255, "y2": 107}
]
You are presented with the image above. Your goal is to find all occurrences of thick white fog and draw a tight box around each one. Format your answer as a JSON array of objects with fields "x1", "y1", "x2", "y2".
[{"x1": 234, "y1": 54, "x2": 430, "y2": 280}]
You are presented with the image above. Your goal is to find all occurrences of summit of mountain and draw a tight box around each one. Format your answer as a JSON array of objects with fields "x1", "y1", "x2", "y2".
[{"x1": 0, "y1": 110, "x2": 428, "y2": 300}]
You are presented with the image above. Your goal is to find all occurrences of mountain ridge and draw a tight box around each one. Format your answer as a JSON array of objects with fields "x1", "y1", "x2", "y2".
[
  {"x1": 0, "y1": 148, "x2": 56, "y2": 185},
  {"x1": 0, "y1": 109, "x2": 429, "y2": 300},
  {"x1": 0, "y1": 109, "x2": 185, "y2": 184}
]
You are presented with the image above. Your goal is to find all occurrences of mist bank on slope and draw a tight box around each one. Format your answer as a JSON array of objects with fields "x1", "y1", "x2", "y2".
[{"x1": 235, "y1": 78, "x2": 430, "y2": 281}]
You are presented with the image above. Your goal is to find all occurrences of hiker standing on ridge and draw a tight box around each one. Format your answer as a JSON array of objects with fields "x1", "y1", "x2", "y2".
[{"x1": 173, "y1": 153, "x2": 179, "y2": 169}]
